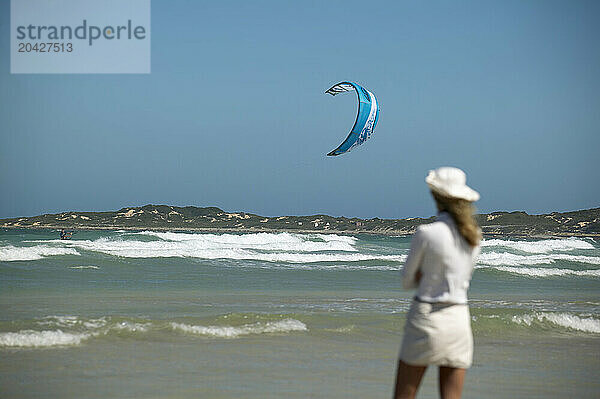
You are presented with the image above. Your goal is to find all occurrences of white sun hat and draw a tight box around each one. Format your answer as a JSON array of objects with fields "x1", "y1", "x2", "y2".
[{"x1": 425, "y1": 167, "x2": 480, "y2": 202}]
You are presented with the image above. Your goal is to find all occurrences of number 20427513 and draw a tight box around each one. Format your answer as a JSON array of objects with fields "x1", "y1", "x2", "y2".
[{"x1": 18, "y1": 42, "x2": 73, "y2": 52}]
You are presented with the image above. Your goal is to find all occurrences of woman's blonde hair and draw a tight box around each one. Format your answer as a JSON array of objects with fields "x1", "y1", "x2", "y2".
[{"x1": 431, "y1": 191, "x2": 481, "y2": 247}]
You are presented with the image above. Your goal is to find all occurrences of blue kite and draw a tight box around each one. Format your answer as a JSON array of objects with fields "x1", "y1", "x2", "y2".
[{"x1": 325, "y1": 81, "x2": 379, "y2": 156}]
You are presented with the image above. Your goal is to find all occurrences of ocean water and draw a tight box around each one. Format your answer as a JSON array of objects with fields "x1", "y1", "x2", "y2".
[{"x1": 1, "y1": 229, "x2": 598, "y2": 398}]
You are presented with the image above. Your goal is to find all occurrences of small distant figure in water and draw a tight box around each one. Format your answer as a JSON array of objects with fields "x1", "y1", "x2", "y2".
[
  {"x1": 394, "y1": 167, "x2": 481, "y2": 399},
  {"x1": 60, "y1": 229, "x2": 73, "y2": 240}
]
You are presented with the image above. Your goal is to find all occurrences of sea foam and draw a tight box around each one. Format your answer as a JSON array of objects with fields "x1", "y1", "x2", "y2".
[
  {"x1": 0, "y1": 316, "x2": 151, "y2": 348},
  {"x1": 481, "y1": 238, "x2": 594, "y2": 254},
  {"x1": 512, "y1": 312, "x2": 600, "y2": 333},
  {"x1": 170, "y1": 319, "x2": 308, "y2": 338},
  {"x1": 0, "y1": 330, "x2": 94, "y2": 347},
  {"x1": 38, "y1": 315, "x2": 109, "y2": 329},
  {"x1": 487, "y1": 266, "x2": 600, "y2": 277},
  {"x1": 0, "y1": 244, "x2": 79, "y2": 261},
  {"x1": 133, "y1": 231, "x2": 358, "y2": 252},
  {"x1": 477, "y1": 251, "x2": 600, "y2": 267},
  {"x1": 51, "y1": 232, "x2": 404, "y2": 263}
]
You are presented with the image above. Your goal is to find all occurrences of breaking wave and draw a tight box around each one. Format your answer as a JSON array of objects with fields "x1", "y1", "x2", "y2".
[
  {"x1": 0, "y1": 244, "x2": 80, "y2": 261},
  {"x1": 37, "y1": 315, "x2": 109, "y2": 329},
  {"x1": 477, "y1": 252, "x2": 600, "y2": 267},
  {"x1": 481, "y1": 238, "x2": 594, "y2": 254},
  {"x1": 512, "y1": 312, "x2": 600, "y2": 333},
  {"x1": 8, "y1": 232, "x2": 598, "y2": 273},
  {"x1": 0, "y1": 315, "x2": 309, "y2": 349},
  {"x1": 28, "y1": 232, "x2": 404, "y2": 263},
  {"x1": 482, "y1": 266, "x2": 600, "y2": 277},
  {"x1": 66, "y1": 239, "x2": 403, "y2": 263},
  {"x1": 170, "y1": 319, "x2": 307, "y2": 338},
  {"x1": 132, "y1": 231, "x2": 358, "y2": 252},
  {"x1": 476, "y1": 238, "x2": 599, "y2": 276},
  {"x1": 0, "y1": 330, "x2": 94, "y2": 348}
]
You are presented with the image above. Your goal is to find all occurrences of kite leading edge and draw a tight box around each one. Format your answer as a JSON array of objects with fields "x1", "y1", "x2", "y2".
[{"x1": 325, "y1": 81, "x2": 379, "y2": 156}]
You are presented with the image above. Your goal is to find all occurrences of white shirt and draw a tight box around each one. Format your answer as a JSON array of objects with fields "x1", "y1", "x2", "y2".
[{"x1": 401, "y1": 212, "x2": 480, "y2": 304}]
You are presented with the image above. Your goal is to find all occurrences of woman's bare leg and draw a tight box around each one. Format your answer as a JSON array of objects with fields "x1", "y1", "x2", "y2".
[
  {"x1": 438, "y1": 366, "x2": 466, "y2": 399},
  {"x1": 393, "y1": 360, "x2": 427, "y2": 399}
]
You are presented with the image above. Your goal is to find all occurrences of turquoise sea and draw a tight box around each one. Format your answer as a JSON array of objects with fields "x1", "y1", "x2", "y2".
[{"x1": 1, "y1": 229, "x2": 599, "y2": 398}]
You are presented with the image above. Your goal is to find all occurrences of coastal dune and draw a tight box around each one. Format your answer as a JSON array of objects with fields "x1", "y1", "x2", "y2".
[{"x1": 1, "y1": 205, "x2": 599, "y2": 237}]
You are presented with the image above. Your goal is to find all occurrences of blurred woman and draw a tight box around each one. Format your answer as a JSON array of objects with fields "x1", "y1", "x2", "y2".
[{"x1": 394, "y1": 167, "x2": 481, "y2": 399}]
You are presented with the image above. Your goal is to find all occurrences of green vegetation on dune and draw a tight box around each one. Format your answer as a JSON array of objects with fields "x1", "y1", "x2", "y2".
[{"x1": 1, "y1": 205, "x2": 599, "y2": 237}]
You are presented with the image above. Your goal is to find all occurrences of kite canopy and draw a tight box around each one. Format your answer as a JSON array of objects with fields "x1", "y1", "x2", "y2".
[{"x1": 325, "y1": 81, "x2": 379, "y2": 156}]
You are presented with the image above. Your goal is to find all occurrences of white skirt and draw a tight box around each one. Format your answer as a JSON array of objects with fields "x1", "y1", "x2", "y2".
[{"x1": 399, "y1": 299, "x2": 473, "y2": 369}]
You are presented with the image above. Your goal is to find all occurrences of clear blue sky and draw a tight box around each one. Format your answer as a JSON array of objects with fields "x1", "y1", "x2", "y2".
[{"x1": 1, "y1": 0, "x2": 599, "y2": 219}]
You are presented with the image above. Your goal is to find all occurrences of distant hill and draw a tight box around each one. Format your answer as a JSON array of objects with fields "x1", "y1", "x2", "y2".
[{"x1": 1, "y1": 205, "x2": 599, "y2": 237}]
